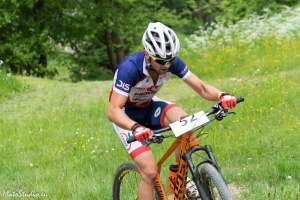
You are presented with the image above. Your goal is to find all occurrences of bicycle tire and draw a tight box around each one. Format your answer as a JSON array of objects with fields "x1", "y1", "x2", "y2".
[
  {"x1": 199, "y1": 163, "x2": 232, "y2": 200},
  {"x1": 112, "y1": 162, "x2": 161, "y2": 200}
]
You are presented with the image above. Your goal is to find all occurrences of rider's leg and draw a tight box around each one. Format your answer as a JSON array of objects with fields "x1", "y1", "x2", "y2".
[
  {"x1": 134, "y1": 150, "x2": 158, "y2": 200},
  {"x1": 112, "y1": 122, "x2": 157, "y2": 200},
  {"x1": 164, "y1": 106, "x2": 200, "y2": 163}
]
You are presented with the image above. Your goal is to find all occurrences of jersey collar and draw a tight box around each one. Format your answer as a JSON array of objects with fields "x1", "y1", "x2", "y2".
[{"x1": 142, "y1": 57, "x2": 150, "y2": 76}]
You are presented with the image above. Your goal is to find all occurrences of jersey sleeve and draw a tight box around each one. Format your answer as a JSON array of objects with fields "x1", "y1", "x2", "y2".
[
  {"x1": 170, "y1": 57, "x2": 191, "y2": 80},
  {"x1": 112, "y1": 61, "x2": 140, "y2": 96}
]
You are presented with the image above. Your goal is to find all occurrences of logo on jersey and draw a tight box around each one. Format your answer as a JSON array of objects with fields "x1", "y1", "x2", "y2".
[
  {"x1": 182, "y1": 66, "x2": 188, "y2": 74},
  {"x1": 147, "y1": 85, "x2": 160, "y2": 92},
  {"x1": 116, "y1": 80, "x2": 130, "y2": 91},
  {"x1": 120, "y1": 132, "x2": 132, "y2": 150},
  {"x1": 154, "y1": 107, "x2": 161, "y2": 118}
]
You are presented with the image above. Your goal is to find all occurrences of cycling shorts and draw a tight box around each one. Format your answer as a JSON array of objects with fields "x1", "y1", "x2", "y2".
[{"x1": 112, "y1": 97, "x2": 176, "y2": 158}]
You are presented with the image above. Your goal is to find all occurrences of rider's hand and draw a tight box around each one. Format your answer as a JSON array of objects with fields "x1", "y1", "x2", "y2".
[
  {"x1": 219, "y1": 93, "x2": 237, "y2": 109},
  {"x1": 132, "y1": 124, "x2": 153, "y2": 142}
]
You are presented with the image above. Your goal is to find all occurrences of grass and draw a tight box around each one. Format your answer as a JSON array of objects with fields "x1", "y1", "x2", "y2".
[
  {"x1": 179, "y1": 35, "x2": 300, "y2": 80},
  {"x1": 0, "y1": 70, "x2": 28, "y2": 103},
  {"x1": 0, "y1": 64, "x2": 299, "y2": 199},
  {"x1": 47, "y1": 51, "x2": 76, "y2": 81},
  {"x1": 0, "y1": 77, "x2": 114, "y2": 199},
  {"x1": 47, "y1": 51, "x2": 113, "y2": 82}
]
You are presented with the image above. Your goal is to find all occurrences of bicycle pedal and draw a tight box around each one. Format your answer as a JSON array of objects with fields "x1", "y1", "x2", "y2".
[{"x1": 185, "y1": 177, "x2": 199, "y2": 198}]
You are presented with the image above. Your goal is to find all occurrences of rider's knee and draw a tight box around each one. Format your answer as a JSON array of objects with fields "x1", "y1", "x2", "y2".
[{"x1": 140, "y1": 165, "x2": 158, "y2": 182}]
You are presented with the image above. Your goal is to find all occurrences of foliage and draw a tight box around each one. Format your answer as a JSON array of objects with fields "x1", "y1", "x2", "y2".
[
  {"x1": 216, "y1": 0, "x2": 299, "y2": 23},
  {"x1": 182, "y1": 6, "x2": 300, "y2": 79},
  {"x1": 0, "y1": 0, "x2": 299, "y2": 80},
  {"x1": 63, "y1": 0, "x2": 190, "y2": 81},
  {"x1": 0, "y1": 0, "x2": 66, "y2": 77},
  {"x1": 0, "y1": 70, "x2": 26, "y2": 102}
]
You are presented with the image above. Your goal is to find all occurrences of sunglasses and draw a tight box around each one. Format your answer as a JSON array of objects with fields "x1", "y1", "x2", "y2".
[{"x1": 150, "y1": 56, "x2": 175, "y2": 65}]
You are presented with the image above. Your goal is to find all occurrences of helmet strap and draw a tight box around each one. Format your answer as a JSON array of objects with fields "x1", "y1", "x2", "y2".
[
  {"x1": 146, "y1": 57, "x2": 159, "y2": 77},
  {"x1": 146, "y1": 57, "x2": 151, "y2": 69}
]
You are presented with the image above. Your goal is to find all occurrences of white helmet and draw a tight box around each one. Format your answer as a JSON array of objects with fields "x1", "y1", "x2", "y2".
[{"x1": 142, "y1": 22, "x2": 180, "y2": 59}]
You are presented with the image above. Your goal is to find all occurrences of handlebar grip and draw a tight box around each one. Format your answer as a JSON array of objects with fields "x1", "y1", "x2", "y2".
[
  {"x1": 127, "y1": 137, "x2": 136, "y2": 144},
  {"x1": 237, "y1": 96, "x2": 244, "y2": 104}
]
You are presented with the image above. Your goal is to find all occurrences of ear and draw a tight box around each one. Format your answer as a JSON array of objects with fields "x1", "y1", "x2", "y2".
[{"x1": 144, "y1": 50, "x2": 149, "y2": 59}]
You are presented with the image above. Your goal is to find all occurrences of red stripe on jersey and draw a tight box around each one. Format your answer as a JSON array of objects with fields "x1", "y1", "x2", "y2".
[{"x1": 160, "y1": 104, "x2": 176, "y2": 127}]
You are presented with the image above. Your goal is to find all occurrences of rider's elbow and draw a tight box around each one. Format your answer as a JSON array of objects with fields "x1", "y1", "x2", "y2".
[
  {"x1": 106, "y1": 104, "x2": 117, "y2": 122},
  {"x1": 106, "y1": 106, "x2": 113, "y2": 122}
]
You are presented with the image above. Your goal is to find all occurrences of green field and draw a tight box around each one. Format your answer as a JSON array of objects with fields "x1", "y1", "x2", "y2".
[{"x1": 1, "y1": 58, "x2": 300, "y2": 199}]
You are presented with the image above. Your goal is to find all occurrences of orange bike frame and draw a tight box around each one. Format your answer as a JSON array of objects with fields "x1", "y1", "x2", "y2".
[{"x1": 154, "y1": 133, "x2": 200, "y2": 200}]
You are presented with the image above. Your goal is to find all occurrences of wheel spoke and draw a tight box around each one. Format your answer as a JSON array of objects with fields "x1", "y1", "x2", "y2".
[
  {"x1": 208, "y1": 179, "x2": 222, "y2": 200},
  {"x1": 119, "y1": 169, "x2": 141, "y2": 199},
  {"x1": 198, "y1": 164, "x2": 232, "y2": 200}
]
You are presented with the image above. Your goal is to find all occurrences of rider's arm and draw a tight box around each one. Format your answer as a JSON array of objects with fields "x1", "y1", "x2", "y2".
[
  {"x1": 170, "y1": 57, "x2": 222, "y2": 101},
  {"x1": 184, "y1": 72, "x2": 222, "y2": 101},
  {"x1": 107, "y1": 91, "x2": 136, "y2": 130}
]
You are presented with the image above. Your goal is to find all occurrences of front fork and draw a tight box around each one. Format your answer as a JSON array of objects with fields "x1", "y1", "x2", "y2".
[{"x1": 183, "y1": 145, "x2": 225, "y2": 200}]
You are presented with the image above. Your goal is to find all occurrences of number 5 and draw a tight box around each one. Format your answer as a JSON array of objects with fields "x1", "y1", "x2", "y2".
[{"x1": 180, "y1": 115, "x2": 198, "y2": 127}]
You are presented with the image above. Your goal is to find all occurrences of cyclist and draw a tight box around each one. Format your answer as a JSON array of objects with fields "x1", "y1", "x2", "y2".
[{"x1": 107, "y1": 22, "x2": 237, "y2": 200}]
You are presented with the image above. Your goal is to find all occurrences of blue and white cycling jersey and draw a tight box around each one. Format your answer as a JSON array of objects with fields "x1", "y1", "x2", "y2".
[{"x1": 111, "y1": 51, "x2": 191, "y2": 107}]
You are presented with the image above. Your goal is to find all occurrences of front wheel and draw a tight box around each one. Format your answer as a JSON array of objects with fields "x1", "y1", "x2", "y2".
[
  {"x1": 112, "y1": 162, "x2": 161, "y2": 200},
  {"x1": 199, "y1": 163, "x2": 232, "y2": 200}
]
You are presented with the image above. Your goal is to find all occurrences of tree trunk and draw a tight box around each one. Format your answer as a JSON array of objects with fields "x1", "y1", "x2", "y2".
[
  {"x1": 115, "y1": 34, "x2": 124, "y2": 64},
  {"x1": 39, "y1": 53, "x2": 47, "y2": 67},
  {"x1": 105, "y1": 30, "x2": 117, "y2": 72},
  {"x1": 34, "y1": 0, "x2": 47, "y2": 77},
  {"x1": 35, "y1": 0, "x2": 44, "y2": 10}
]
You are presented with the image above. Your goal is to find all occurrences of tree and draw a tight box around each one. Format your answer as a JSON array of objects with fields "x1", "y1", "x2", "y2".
[
  {"x1": 63, "y1": 0, "x2": 186, "y2": 80},
  {"x1": 0, "y1": 0, "x2": 68, "y2": 77}
]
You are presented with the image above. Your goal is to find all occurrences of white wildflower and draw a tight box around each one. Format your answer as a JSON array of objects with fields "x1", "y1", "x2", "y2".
[{"x1": 187, "y1": 6, "x2": 300, "y2": 50}]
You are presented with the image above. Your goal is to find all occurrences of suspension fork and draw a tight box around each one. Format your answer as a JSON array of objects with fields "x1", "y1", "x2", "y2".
[
  {"x1": 204, "y1": 145, "x2": 227, "y2": 182},
  {"x1": 184, "y1": 146, "x2": 211, "y2": 200},
  {"x1": 205, "y1": 145, "x2": 221, "y2": 170},
  {"x1": 185, "y1": 145, "x2": 221, "y2": 171},
  {"x1": 184, "y1": 144, "x2": 229, "y2": 200}
]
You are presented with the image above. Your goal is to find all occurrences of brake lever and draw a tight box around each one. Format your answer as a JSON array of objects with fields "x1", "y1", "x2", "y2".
[
  {"x1": 147, "y1": 133, "x2": 165, "y2": 144},
  {"x1": 215, "y1": 110, "x2": 225, "y2": 121},
  {"x1": 227, "y1": 111, "x2": 236, "y2": 115},
  {"x1": 215, "y1": 110, "x2": 236, "y2": 121}
]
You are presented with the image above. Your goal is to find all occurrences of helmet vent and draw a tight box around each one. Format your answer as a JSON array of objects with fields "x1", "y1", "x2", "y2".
[{"x1": 142, "y1": 22, "x2": 180, "y2": 59}]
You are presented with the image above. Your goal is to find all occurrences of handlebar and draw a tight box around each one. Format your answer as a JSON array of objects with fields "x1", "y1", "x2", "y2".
[
  {"x1": 237, "y1": 96, "x2": 245, "y2": 103},
  {"x1": 206, "y1": 96, "x2": 244, "y2": 116},
  {"x1": 127, "y1": 96, "x2": 245, "y2": 144}
]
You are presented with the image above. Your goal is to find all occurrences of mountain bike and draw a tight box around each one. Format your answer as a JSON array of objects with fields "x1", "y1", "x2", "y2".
[{"x1": 113, "y1": 97, "x2": 244, "y2": 200}]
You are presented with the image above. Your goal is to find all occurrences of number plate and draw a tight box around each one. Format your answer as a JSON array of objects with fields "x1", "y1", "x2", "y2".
[{"x1": 169, "y1": 111, "x2": 209, "y2": 137}]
